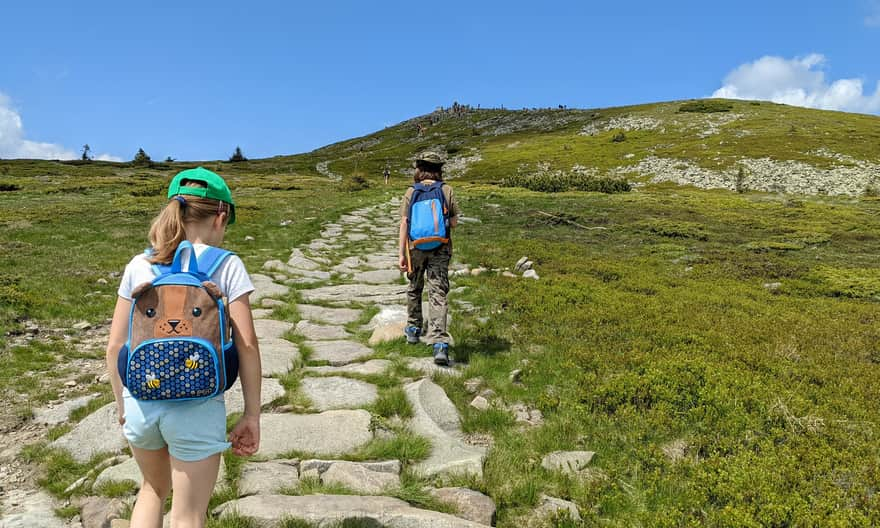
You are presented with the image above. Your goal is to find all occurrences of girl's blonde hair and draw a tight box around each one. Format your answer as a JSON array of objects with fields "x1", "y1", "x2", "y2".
[{"x1": 147, "y1": 182, "x2": 230, "y2": 264}]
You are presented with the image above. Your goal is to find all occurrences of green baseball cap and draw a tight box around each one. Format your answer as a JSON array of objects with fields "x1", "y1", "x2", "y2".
[{"x1": 167, "y1": 167, "x2": 236, "y2": 224}]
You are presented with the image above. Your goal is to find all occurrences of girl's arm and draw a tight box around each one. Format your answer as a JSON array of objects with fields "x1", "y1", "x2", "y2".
[
  {"x1": 228, "y1": 294, "x2": 261, "y2": 456},
  {"x1": 105, "y1": 297, "x2": 132, "y2": 424}
]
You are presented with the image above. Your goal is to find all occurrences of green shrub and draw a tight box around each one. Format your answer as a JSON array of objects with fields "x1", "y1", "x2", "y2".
[
  {"x1": 0, "y1": 182, "x2": 21, "y2": 192},
  {"x1": 807, "y1": 266, "x2": 880, "y2": 300},
  {"x1": 678, "y1": 100, "x2": 734, "y2": 113},
  {"x1": 341, "y1": 174, "x2": 370, "y2": 192},
  {"x1": 611, "y1": 131, "x2": 626, "y2": 143},
  {"x1": 643, "y1": 220, "x2": 708, "y2": 241},
  {"x1": 501, "y1": 172, "x2": 630, "y2": 194}
]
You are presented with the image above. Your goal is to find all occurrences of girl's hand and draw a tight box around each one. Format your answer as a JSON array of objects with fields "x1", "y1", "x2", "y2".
[{"x1": 229, "y1": 414, "x2": 260, "y2": 456}]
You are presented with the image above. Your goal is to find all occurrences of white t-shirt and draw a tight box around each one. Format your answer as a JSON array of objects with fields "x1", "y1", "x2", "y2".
[{"x1": 118, "y1": 243, "x2": 255, "y2": 302}]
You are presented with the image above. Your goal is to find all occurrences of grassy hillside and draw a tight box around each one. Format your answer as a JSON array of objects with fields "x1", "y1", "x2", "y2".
[{"x1": 2, "y1": 100, "x2": 880, "y2": 525}]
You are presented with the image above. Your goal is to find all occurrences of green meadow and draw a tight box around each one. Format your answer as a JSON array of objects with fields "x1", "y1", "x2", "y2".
[{"x1": 3, "y1": 99, "x2": 880, "y2": 526}]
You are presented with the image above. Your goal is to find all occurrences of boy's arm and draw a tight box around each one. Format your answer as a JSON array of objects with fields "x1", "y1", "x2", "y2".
[{"x1": 398, "y1": 217, "x2": 409, "y2": 271}]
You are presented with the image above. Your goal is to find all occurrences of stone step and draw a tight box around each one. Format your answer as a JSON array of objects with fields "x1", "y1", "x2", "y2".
[
  {"x1": 249, "y1": 274, "x2": 290, "y2": 304},
  {"x1": 296, "y1": 304, "x2": 362, "y2": 325},
  {"x1": 404, "y1": 379, "x2": 485, "y2": 479},
  {"x1": 0, "y1": 490, "x2": 66, "y2": 528},
  {"x1": 299, "y1": 283, "x2": 406, "y2": 306},
  {"x1": 295, "y1": 320, "x2": 352, "y2": 340},
  {"x1": 50, "y1": 403, "x2": 127, "y2": 463},
  {"x1": 300, "y1": 376, "x2": 378, "y2": 411},
  {"x1": 303, "y1": 359, "x2": 392, "y2": 376},
  {"x1": 225, "y1": 378, "x2": 286, "y2": 414},
  {"x1": 252, "y1": 319, "x2": 295, "y2": 340},
  {"x1": 214, "y1": 494, "x2": 491, "y2": 527},
  {"x1": 304, "y1": 340, "x2": 373, "y2": 366},
  {"x1": 259, "y1": 410, "x2": 372, "y2": 457},
  {"x1": 259, "y1": 338, "x2": 301, "y2": 376},
  {"x1": 352, "y1": 269, "x2": 404, "y2": 284}
]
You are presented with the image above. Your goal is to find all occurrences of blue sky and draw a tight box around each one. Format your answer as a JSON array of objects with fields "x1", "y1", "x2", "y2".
[{"x1": 1, "y1": 0, "x2": 878, "y2": 161}]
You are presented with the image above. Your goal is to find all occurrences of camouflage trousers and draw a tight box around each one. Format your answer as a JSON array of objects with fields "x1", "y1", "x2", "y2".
[{"x1": 407, "y1": 243, "x2": 451, "y2": 344}]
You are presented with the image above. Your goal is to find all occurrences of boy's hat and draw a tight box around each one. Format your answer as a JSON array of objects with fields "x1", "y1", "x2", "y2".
[
  {"x1": 414, "y1": 151, "x2": 445, "y2": 166},
  {"x1": 167, "y1": 167, "x2": 236, "y2": 224}
]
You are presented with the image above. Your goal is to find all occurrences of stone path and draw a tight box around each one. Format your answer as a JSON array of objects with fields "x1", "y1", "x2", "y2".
[{"x1": 19, "y1": 198, "x2": 501, "y2": 528}]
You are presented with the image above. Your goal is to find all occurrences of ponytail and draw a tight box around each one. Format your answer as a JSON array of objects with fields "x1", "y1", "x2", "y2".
[{"x1": 147, "y1": 198, "x2": 187, "y2": 264}]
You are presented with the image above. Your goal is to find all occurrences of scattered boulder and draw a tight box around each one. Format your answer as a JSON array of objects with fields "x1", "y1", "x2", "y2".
[
  {"x1": 79, "y1": 496, "x2": 126, "y2": 528},
  {"x1": 470, "y1": 396, "x2": 490, "y2": 411},
  {"x1": 429, "y1": 487, "x2": 497, "y2": 527},
  {"x1": 463, "y1": 377, "x2": 483, "y2": 394},
  {"x1": 522, "y1": 270, "x2": 539, "y2": 280},
  {"x1": 541, "y1": 451, "x2": 595, "y2": 474},
  {"x1": 514, "y1": 257, "x2": 529, "y2": 272},
  {"x1": 508, "y1": 403, "x2": 544, "y2": 427},
  {"x1": 534, "y1": 495, "x2": 581, "y2": 523}
]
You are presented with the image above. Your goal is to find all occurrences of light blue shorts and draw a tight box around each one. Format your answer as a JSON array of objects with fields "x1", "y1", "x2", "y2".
[{"x1": 122, "y1": 391, "x2": 231, "y2": 462}]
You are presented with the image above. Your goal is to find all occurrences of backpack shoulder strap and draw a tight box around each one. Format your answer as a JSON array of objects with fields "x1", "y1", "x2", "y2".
[{"x1": 197, "y1": 246, "x2": 234, "y2": 277}]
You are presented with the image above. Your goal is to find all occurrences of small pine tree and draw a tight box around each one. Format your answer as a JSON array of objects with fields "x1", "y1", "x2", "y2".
[
  {"x1": 133, "y1": 148, "x2": 152, "y2": 166},
  {"x1": 164, "y1": 156, "x2": 175, "y2": 163},
  {"x1": 229, "y1": 146, "x2": 247, "y2": 162},
  {"x1": 81, "y1": 144, "x2": 92, "y2": 161}
]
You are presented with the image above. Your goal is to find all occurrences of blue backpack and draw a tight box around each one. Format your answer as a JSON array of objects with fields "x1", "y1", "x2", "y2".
[
  {"x1": 408, "y1": 181, "x2": 449, "y2": 250},
  {"x1": 118, "y1": 241, "x2": 239, "y2": 401}
]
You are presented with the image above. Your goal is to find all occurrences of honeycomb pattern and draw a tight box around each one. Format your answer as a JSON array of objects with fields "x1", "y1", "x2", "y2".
[{"x1": 128, "y1": 340, "x2": 219, "y2": 400}]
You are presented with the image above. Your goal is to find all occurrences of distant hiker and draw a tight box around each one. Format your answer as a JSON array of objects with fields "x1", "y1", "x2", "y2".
[
  {"x1": 398, "y1": 151, "x2": 460, "y2": 365},
  {"x1": 383, "y1": 165, "x2": 391, "y2": 185},
  {"x1": 106, "y1": 167, "x2": 261, "y2": 527}
]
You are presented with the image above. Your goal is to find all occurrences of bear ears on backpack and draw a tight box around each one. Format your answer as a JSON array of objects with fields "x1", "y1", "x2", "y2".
[{"x1": 131, "y1": 281, "x2": 223, "y2": 300}]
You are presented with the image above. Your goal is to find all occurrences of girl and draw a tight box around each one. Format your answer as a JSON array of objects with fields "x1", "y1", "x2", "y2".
[
  {"x1": 398, "y1": 151, "x2": 460, "y2": 365},
  {"x1": 105, "y1": 167, "x2": 261, "y2": 528}
]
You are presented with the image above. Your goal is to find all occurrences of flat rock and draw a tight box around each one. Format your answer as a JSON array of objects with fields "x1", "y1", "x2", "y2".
[
  {"x1": 260, "y1": 338, "x2": 301, "y2": 376},
  {"x1": 303, "y1": 359, "x2": 392, "y2": 376},
  {"x1": 239, "y1": 459, "x2": 300, "y2": 496},
  {"x1": 0, "y1": 490, "x2": 65, "y2": 528},
  {"x1": 33, "y1": 393, "x2": 100, "y2": 426},
  {"x1": 300, "y1": 376, "x2": 378, "y2": 411},
  {"x1": 253, "y1": 319, "x2": 295, "y2": 340},
  {"x1": 300, "y1": 284, "x2": 406, "y2": 306},
  {"x1": 305, "y1": 340, "x2": 373, "y2": 366},
  {"x1": 352, "y1": 269, "x2": 403, "y2": 284},
  {"x1": 259, "y1": 410, "x2": 372, "y2": 457},
  {"x1": 541, "y1": 451, "x2": 595, "y2": 474},
  {"x1": 321, "y1": 460, "x2": 401, "y2": 494},
  {"x1": 369, "y1": 322, "x2": 407, "y2": 345},
  {"x1": 429, "y1": 487, "x2": 497, "y2": 527},
  {"x1": 50, "y1": 403, "x2": 127, "y2": 463},
  {"x1": 225, "y1": 378, "x2": 286, "y2": 414},
  {"x1": 81, "y1": 496, "x2": 126, "y2": 528},
  {"x1": 215, "y1": 494, "x2": 490, "y2": 527},
  {"x1": 404, "y1": 379, "x2": 485, "y2": 478},
  {"x1": 287, "y1": 249, "x2": 322, "y2": 271},
  {"x1": 534, "y1": 495, "x2": 581, "y2": 522},
  {"x1": 295, "y1": 320, "x2": 352, "y2": 340},
  {"x1": 250, "y1": 308, "x2": 273, "y2": 319},
  {"x1": 249, "y1": 274, "x2": 290, "y2": 304},
  {"x1": 296, "y1": 304, "x2": 362, "y2": 325},
  {"x1": 301, "y1": 459, "x2": 401, "y2": 475},
  {"x1": 405, "y1": 356, "x2": 464, "y2": 378},
  {"x1": 346, "y1": 232, "x2": 369, "y2": 242},
  {"x1": 95, "y1": 456, "x2": 227, "y2": 491}
]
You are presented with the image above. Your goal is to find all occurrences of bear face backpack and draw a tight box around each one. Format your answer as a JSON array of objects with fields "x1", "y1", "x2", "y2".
[{"x1": 117, "y1": 241, "x2": 239, "y2": 401}]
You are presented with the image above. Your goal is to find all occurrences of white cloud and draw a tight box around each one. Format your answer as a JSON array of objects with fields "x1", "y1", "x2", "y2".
[
  {"x1": 712, "y1": 54, "x2": 880, "y2": 115},
  {"x1": 0, "y1": 92, "x2": 120, "y2": 161},
  {"x1": 867, "y1": 0, "x2": 880, "y2": 26}
]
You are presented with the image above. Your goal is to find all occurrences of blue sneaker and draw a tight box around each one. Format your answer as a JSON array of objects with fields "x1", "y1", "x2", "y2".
[
  {"x1": 404, "y1": 326, "x2": 421, "y2": 344},
  {"x1": 433, "y1": 343, "x2": 450, "y2": 366}
]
